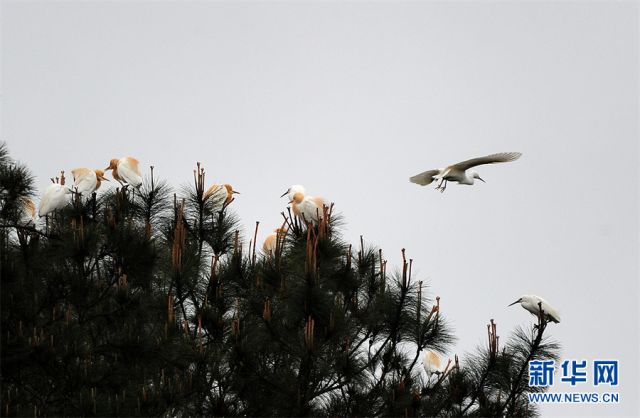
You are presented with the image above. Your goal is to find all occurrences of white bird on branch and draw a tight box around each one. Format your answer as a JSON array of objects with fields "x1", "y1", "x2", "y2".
[
  {"x1": 422, "y1": 351, "x2": 444, "y2": 377},
  {"x1": 38, "y1": 183, "x2": 71, "y2": 217},
  {"x1": 105, "y1": 156, "x2": 143, "y2": 188},
  {"x1": 508, "y1": 294, "x2": 561, "y2": 324},
  {"x1": 71, "y1": 168, "x2": 109, "y2": 196},
  {"x1": 280, "y1": 185, "x2": 325, "y2": 224},
  {"x1": 204, "y1": 183, "x2": 240, "y2": 209}
]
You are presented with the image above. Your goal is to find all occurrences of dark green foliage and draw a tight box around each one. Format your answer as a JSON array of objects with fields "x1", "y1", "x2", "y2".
[
  {"x1": 0, "y1": 144, "x2": 559, "y2": 417},
  {"x1": 0, "y1": 143, "x2": 35, "y2": 224}
]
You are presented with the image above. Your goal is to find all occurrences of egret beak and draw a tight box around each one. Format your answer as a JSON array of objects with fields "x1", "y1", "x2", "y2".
[
  {"x1": 101, "y1": 177, "x2": 110, "y2": 182},
  {"x1": 232, "y1": 191, "x2": 240, "y2": 194},
  {"x1": 508, "y1": 299, "x2": 521, "y2": 307},
  {"x1": 280, "y1": 189, "x2": 290, "y2": 198},
  {"x1": 478, "y1": 176, "x2": 485, "y2": 183}
]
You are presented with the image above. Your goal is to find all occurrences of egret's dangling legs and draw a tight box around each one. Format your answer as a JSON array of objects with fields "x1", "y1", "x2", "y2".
[{"x1": 435, "y1": 178, "x2": 447, "y2": 192}]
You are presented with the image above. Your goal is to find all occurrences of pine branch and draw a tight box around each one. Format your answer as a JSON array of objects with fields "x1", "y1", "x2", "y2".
[
  {"x1": 372, "y1": 278, "x2": 411, "y2": 413},
  {"x1": 498, "y1": 309, "x2": 548, "y2": 416},
  {"x1": 0, "y1": 223, "x2": 56, "y2": 239}
]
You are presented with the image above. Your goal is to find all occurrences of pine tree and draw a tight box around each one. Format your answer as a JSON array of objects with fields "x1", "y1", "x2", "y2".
[{"x1": 1, "y1": 144, "x2": 559, "y2": 417}]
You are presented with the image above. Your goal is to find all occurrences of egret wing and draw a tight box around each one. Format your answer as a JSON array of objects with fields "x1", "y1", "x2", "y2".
[
  {"x1": 121, "y1": 157, "x2": 141, "y2": 175},
  {"x1": 262, "y1": 233, "x2": 277, "y2": 253},
  {"x1": 532, "y1": 295, "x2": 561, "y2": 324},
  {"x1": 450, "y1": 152, "x2": 522, "y2": 171},
  {"x1": 311, "y1": 196, "x2": 325, "y2": 209},
  {"x1": 117, "y1": 160, "x2": 143, "y2": 187},
  {"x1": 300, "y1": 198, "x2": 322, "y2": 223},
  {"x1": 38, "y1": 185, "x2": 55, "y2": 216},
  {"x1": 39, "y1": 184, "x2": 67, "y2": 216},
  {"x1": 205, "y1": 184, "x2": 228, "y2": 209},
  {"x1": 540, "y1": 300, "x2": 561, "y2": 323},
  {"x1": 409, "y1": 169, "x2": 440, "y2": 186},
  {"x1": 204, "y1": 184, "x2": 222, "y2": 201},
  {"x1": 547, "y1": 312, "x2": 561, "y2": 324},
  {"x1": 72, "y1": 169, "x2": 97, "y2": 195},
  {"x1": 71, "y1": 168, "x2": 92, "y2": 181}
]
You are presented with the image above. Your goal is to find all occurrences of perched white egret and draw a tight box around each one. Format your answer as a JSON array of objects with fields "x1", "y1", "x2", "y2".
[
  {"x1": 204, "y1": 183, "x2": 240, "y2": 209},
  {"x1": 105, "y1": 157, "x2": 143, "y2": 188},
  {"x1": 262, "y1": 228, "x2": 287, "y2": 254},
  {"x1": 409, "y1": 152, "x2": 522, "y2": 192},
  {"x1": 18, "y1": 197, "x2": 37, "y2": 224},
  {"x1": 71, "y1": 168, "x2": 109, "y2": 196},
  {"x1": 38, "y1": 183, "x2": 71, "y2": 217},
  {"x1": 280, "y1": 185, "x2": 325, "y2": 224},
  {"x1": 423, "y1": 351, "x2": 443, "y2": 377},
  {"x1": 509, "y1": 294, "x2": 561, "y2": 324}
]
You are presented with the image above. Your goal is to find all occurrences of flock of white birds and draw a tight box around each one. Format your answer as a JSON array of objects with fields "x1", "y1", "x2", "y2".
[
  {"x1": 37, "y1": 156, "x2": 143, "y2": 217},
  {"x1": 15, "y1": 151, "x2": 561, "y2": 378}
]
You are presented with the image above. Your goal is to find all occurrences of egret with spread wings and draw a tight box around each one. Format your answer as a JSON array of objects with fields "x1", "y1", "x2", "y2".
[{"x1": 409, "y1": 152, "x2": 522, "y2": 192}]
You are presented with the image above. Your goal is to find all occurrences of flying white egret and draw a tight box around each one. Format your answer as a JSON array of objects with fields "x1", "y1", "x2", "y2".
[
  {"x1": 508, "y1": 294, "x2": 561, "y2": 324},
  {"x1": 262, "y1": 228, "x2": 287, "y2": 254},
  {"x1": 71, "y1": 168, "x2": 109, "y2": 196},
  {"x1": 105, "y1": 157, "x2": 143, "y2": 188},
  {"x1": 280, "y1": 185, "x2": 325, "y2": 224},
  {"x1": 423, "y1": 351, "x2": 443, "y2": 378},
  {"x1": 38, "y1": 183, "x2": 71, "y2": 217},
  {"x1": 409, "y1": 152, "x2": 522, "y2": 192}
]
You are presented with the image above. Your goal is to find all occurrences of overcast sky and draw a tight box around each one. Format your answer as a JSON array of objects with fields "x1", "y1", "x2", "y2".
[{"x1": 2, "y1": 1, "x2": 638, "y2": 416}]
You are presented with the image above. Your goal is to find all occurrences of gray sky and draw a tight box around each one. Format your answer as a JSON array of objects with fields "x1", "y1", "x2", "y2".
[{"x1": 2, "y1": 1, "x2": 638, "y2": 416}]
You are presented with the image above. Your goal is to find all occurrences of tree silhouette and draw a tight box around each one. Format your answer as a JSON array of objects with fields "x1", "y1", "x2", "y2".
[{"x1": 1, "y1": 143, "x2": 559, "y2": 417}]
